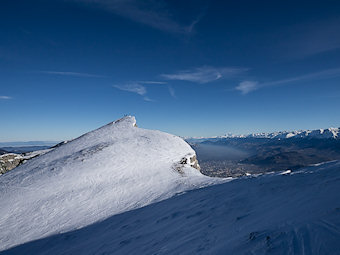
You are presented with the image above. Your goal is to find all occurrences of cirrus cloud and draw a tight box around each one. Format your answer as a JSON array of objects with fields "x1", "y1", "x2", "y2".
[
  {"x1": 235, "y1": 81, "x2": 259, "y2": 94},
  {"x1": 113, "y1": 82, "x2": 147, "y2": 96},
  {"x1": 236, "y1": 67, "x2": 340, "y2": 94},
  {"x1": 0, "y1": 96, "x2": 12, "y2": 100},
  {"x1": 71, "y1": 0, "x2": 203, "y2": 34},
  {"x1": 113, "y1": 80, "x2": 168, "y2": 101},
  {"x1": 161, "y1": 66, "x2": 248, "y2": 84},
  {"x1": 37, "y1": 70, "x2": 107, "y2": 78}
]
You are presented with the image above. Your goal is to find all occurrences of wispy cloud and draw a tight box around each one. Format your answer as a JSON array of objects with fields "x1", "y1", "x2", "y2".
[
  {"x1": 142, "y1": 96, "x2": 154, "y2": 102},
  {"x1": 279, "y1": 18, "x2": 340, "y2": 58},
  {"x1": 235, "y1": 81, "x2": 259, "y2": 94},
  {"x1": 263, "y1": 68, "x2": 340, "y2": 87},
  {"x1": 0, "y1": 96, "x2": 12, "y2": 100},
  {"x1": 71, "y1": 0, "x2": 202, "y2": 34},
  {"x1": 236, "y1": 67, "x2": 340, "y2": 94},
  {"x1": 113, "y1": 82, "x2": 146, "y2": 96},
  {"x1": 168, "y1": 85, "x2": 176, "y2": 99},
  {"x1": 113, "y1": 80, "x2": 166, "y2": 101},
  {"x1": 138, "y1": 81, "x2": 167, "y2": 85},
  {"x1": 38, "y1": 71, "x2": 106, "y2": 78},
  {"x1": 161, "y1": 66, "x2": 247, "y2": 84}
]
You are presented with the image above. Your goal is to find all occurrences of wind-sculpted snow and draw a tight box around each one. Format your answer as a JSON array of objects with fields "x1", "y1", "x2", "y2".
[
  {"x1": 0, "y1": 116, "x2": 220, "y2": 251},
  {"x1": 2, "y1": 161, "x2": 340, "y2": 254}
]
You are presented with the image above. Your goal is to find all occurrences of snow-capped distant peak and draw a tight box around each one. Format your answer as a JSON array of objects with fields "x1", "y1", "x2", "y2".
[
  {"x1": 225, "y1": 127, "x2": 340, "y2": 139},
  {"x1": 186, "y1": 127, "x2": 340, "y2": 142}
]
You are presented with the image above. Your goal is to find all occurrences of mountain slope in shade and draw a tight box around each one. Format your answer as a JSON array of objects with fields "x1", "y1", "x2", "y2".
[
  {"x1": 0, "y1": 116, "x2": 220, "y2": 251},
  {"x1": 2, "y1": 161, "x2": 340, "y2": 254}
]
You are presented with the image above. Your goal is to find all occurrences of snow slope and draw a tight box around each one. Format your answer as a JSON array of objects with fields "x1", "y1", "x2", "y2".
[
  {"x1": 0, "y1": 116, "x2": 220, "y2": 251},
  {"x1": 2, "y1": 161, "x2": 340, "y2": 254}
]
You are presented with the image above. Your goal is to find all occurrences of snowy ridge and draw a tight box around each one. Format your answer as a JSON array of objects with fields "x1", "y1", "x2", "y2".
[{"x1": 0, "y1": 116, "x2": 221, "y2": 251}]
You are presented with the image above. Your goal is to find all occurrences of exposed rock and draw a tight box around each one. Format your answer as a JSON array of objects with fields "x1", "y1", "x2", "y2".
[
  {"x1": 189, "y1": 155, "x2": 201, "y2": 171},
  {"x1": 0, "y1": 149, "x2": 52, "y2": 175},
  {"x1": 175, "y1": 154, "x2": 201, "y2": 174},
  {"x1": 0, "y1": 153, "x2": 23, "y2": 175}
]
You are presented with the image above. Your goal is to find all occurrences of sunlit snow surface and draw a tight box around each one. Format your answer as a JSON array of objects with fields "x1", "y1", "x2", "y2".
[
  {"x1": 0, "y1": 116, "x2": 220, "y2": 251},
  {"x1": 1, "y1": 117, "x2": 340, "y2": 254}
]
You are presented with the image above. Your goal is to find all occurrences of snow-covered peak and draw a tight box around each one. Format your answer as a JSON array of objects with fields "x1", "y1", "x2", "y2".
[
  {"x1": 70, "y1": 115, "x2": 137, "y2": 146},
  {"x1": 94, "y1": 115, "x2": 137, "y2": 133},
  {"x1": 0, "y1": 116, "x2": 221, "y2": 251}
]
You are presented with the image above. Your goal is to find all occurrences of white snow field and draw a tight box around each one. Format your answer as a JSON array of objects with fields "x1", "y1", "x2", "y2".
[
  {"x1": 1, "y1": 117, "x2": 340, "y2": 254},
  {"x1": 2, "y1": 161, "x2": 340, "y2": 255},
  {"x1": 0, "y1": 116, "x2": 221, "y2": 252}
]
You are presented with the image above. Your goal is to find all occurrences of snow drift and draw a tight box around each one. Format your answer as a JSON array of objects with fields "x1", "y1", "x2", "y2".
[{"x1": 0, "y1": 116, "x2": 219, "y2": 251}]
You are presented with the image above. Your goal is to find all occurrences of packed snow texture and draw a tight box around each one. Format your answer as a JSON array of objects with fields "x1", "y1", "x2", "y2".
[
  {"x1": 0, "y1": 116, "x2": 219, "y2": 251},
  {"x1": 2, "y1": 161, "x2": 340, "y2": 254}
]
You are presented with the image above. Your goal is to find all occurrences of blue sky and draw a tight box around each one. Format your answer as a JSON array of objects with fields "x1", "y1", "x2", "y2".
[{"x1": 1, "y1": 0, "x2": 340, "y2": 141}]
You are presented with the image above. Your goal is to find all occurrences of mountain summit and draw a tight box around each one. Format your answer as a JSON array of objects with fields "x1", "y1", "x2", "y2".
[{"x1": 0, "y1": 116, "x2": 219, "y2": 251}]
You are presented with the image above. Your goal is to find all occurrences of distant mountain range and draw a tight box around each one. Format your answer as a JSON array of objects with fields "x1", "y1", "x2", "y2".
[
  {"x1": 187, "y1": 127, "x2": 340, "y2": 142},
  {"x1": 0, "y1": 141, "x2": 59, "y2": 147}
]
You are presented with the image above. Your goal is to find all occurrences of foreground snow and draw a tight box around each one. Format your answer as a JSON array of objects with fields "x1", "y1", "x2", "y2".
[
  {"x1": 2, "y1": 117, "x2": 340, "y2": 254},
  {"x1": 2, "y1": 160, "x2": 340, "y2": 254},
  {"x1": 0, "y1": 116, "x2": 220, "y2": 251}
]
